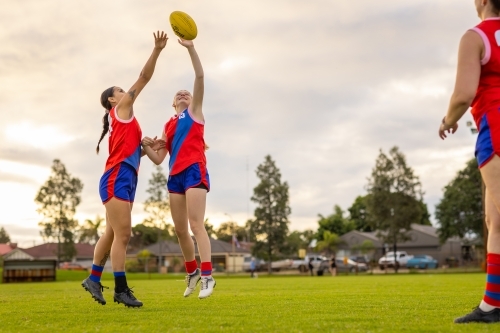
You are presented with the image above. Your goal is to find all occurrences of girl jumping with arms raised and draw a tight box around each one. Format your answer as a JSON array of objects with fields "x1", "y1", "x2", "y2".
[
  {"x1": 143, "y1": 37, "x2": 215, "y2": 299},
  {"x1": 82, "y1": 31, "x2": 168, "y2": 308}
]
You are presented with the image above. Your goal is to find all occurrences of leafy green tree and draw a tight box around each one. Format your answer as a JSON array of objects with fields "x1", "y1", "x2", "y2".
[
  {"x1": 366, "y1": 147, "x2": 423, "y2": 272},
  {"x1": 0, "y1": 227, "x2": 11, "y2": 243},
  {"x1": 215, "y1": 221, "x2": 247, "y2": 243},
  {"x1": 35, "y1": 159, "x2": 83, "y2": 263},
  {"x1": 129, "y1": 223, "x2": 168, "y2": 250},
  {"x1": 143, "y1": 165, "x2": 172, "y2": 236},
  {"x1": 204, "y1": 219, "x2": 216, "y2": 238},
  {"x1": 143, "y1": 165, "x2": 173, "y2": 272},
  {"x1": 316, "y1": 231, "x2": 342, "y2": 255},
  {"x1": 317, "y1": 205, "x2": 355, "y2": 239},
  {"x1": 418, "y1": 200, "x2": 432, "y2": 226},
  {"x1": 281, "y1": 230, "x2": 315, "y2": 257},
  {"x1": 435, "y1": 158, "x2": 482, "y2": 243},
  {"x1": 347, "y1": 195, "x2": 372, "y2": 232},
  {"x1": 248, "y1": 155, "x2": 291, "y2": 273},
  {"x1": 137, "y1": 249, "x2": 154, "y2": 274},
  {"x1": 78, "y1": 215, "x2": 104, "y2": 245},
  {"x1": 351, "y1": 240, "x2": 376, "y2": 255}
]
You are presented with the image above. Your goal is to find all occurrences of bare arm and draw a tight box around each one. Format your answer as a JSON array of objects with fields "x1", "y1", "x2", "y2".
[
  {"x1": 179, "y1": 39, "x2": 204, "y2": 121},
  {"x1": 116, "y1": 31, "x2": 168, "y2": 120},
  {"x1": 439, "y1": 30, "x2": 482, "y2": 139}
]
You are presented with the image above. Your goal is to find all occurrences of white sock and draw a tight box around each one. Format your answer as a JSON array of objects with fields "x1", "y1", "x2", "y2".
[{"x1": 479, "y1": 300, "x2": 497, "y2": 312}]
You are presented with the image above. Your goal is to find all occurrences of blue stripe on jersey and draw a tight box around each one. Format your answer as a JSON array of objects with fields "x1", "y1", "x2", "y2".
[
  {"x1": 122, "y1": 145, "x2": 142, "y2": 172},
  {"x1": 169, "y1": 109, "x2": 194, "y2": 173}
]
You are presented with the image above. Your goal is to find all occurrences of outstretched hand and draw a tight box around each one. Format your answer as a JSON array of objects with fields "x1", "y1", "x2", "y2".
[
  {"x1": 178, "y1": 38, "x2": 194, "y2": 48},
  {"x1": 154, "y1": 31, "x2": 168, "y2": 50},
  {"x1": 151, "y1": 138, "x2": 166, "y2": 151},
  {"x1": 439, "y1": 122, "x2": 458, "y2": 140}
]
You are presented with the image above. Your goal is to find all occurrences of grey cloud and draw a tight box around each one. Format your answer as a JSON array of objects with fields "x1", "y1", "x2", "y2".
[{"x1": 0, "y1": 0, "x2": 481, "y2": 242}]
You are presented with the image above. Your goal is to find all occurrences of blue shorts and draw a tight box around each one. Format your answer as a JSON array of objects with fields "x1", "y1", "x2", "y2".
[
  {"x1": 99, "y1": 162, "x2": 138, "y2": 203},
  {"x1": 167, "y1": 162, "x2": 210, "y2": 194},
  {"x1": 476, "y1": 110, "x2": 500, "y2": 168}
]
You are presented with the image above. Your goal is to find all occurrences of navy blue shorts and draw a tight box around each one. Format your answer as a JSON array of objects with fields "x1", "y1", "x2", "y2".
[
  {"x1": 99, "y1": 162, "x2": 138, "y2": 203},
  {"x1": 167, "y1": 162, "x2": 210, "y2": 194}
]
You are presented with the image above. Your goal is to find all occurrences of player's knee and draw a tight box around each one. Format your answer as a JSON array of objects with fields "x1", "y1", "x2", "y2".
[
  {"x1": 485, "y1": 212, "x2": 500, "y2": 230},
  {"x1": 190, "y1": 222, "x2": 207, "y2": 237},
  {"x1": 174, "y1": 227, "x2": 190, "y2": 239},
  {"x1": 114, "y1": 228, "x2": 131, "y2": 245}
]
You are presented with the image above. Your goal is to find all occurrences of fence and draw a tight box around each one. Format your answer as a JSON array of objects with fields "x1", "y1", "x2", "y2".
[{"x1": 2, "y1": 260, "x2": 57, "y2": 283}]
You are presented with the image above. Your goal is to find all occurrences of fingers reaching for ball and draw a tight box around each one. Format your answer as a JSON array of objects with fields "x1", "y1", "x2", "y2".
[
  {"x1": 178, "y1": 38, "x2": 194, "y2": 48},
  {"x1": 154, "y1": 31, "x2": 168, "y2": 50}
]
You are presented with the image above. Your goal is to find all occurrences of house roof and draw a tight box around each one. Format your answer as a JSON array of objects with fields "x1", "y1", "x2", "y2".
[
  {"x1": 23, "y1": 243, "x2": 95, "y2": 259},
  {"x1": 3, "y1": 248, "x2": 34, "y2": 261},
  {"x1": 341, "y1": 224, "x2": 465, "y2": 248},
  {"x1": 131, "y1": 237, "x2": 250, "y2": 256},
  {"x1": 0, "y1": 244, "x2": 16, "y2": 256}
]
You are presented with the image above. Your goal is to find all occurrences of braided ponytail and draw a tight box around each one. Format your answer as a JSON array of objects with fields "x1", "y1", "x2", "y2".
[
  {"x1": 96, "y1": 112, "x2": 110, "y2": 154},
  {"x1": 96, "y1": 86, "x2": 115, "y2": 154}
]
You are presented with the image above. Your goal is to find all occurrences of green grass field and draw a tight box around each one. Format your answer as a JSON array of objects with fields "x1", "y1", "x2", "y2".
[{"x1": 0, "y1": 272, "x2": 498, "y2": 332}]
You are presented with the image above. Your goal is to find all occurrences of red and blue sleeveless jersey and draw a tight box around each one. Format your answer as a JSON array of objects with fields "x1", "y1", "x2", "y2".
[
  {"x1": 104, "y1": 106, "x2": 142, "y2": 173},
  {"x1": 470, "y1": 18, "x2": 500, "y2": 126},
  {"x1": 164, "y1": 108, "x2": 206, "y2": 175}
]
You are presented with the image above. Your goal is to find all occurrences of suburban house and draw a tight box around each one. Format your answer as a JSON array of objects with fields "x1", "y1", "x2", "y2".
[
  {"x1": 340, "y1": 224, "x2": 464, "y2": 265},
  {"x1": 0, "y1": 243, "x2": 18, "y2": 257},
  {"x1": 22, "y1": 243, "x2": 97, "y2": 267},
  {"x1": 128, "y1": 237, "x2": 250, "y2": 272}
]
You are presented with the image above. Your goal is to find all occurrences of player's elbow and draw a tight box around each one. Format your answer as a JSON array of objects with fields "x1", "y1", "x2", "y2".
[
  {"x1": 195, "y1": 71, "x2": 204, "y2": 80},
  {"x1": 139, "y1": 72, "x2": 152, "y2": 82},
  {"x1": 452, "y1": 91, "x2": 475, "y2": 107}
]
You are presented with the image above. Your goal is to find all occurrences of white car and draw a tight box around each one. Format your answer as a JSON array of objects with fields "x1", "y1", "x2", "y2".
[
  {"x1": 291, "y1": 255, "x2": 328, "y2": 272},
  {"x1": 378, "y1": 251, "x2": 413, "y2": 269}
]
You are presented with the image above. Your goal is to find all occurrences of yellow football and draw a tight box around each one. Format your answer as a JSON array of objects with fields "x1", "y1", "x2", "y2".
[{"x1": 169, "y1": 11, "x2": 198, "y2": 40}]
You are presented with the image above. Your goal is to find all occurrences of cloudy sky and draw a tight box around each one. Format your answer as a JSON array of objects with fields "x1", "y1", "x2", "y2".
[{"x1": 0, "y1": 0, "x2": 481, "y2": 247}]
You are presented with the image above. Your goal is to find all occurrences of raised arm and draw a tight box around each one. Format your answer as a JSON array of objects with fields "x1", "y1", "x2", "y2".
[
  {"x1": 178, "y1": 39, "x2": 204, "y2": 121},
  {"x1": 116, "y1": 31, "x2": 168, "y2": 120}
]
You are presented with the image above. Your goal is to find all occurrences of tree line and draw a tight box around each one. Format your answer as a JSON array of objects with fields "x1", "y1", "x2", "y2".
[{"x1": 20, "y1": 147, "x2": 481, "y2": 266}]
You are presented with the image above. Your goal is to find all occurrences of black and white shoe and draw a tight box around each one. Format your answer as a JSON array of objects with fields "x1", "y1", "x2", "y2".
[
  {"x1": 198, "y1": 276, "x2": 216, "y2": 299},
  {"x1": 183, "y1": 269, "x2": 201, "y2": 297},
  {"x1": 81, "y1": 278, "x2": 108, "y2": 305},
  {"x1": 454, "y1": 306, "x2": 500, "y2": 324},
  {"x1": 113, "y1": 288, "x2": 143, "y2": 308}
]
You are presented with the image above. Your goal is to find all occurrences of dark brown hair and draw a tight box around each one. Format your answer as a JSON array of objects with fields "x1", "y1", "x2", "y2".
[
  {"x1": 96, "y1": 87, "x2": 115, "y2": 154},
  {"x1": 492, "y1": 0, "x2": 500, "y2": 12}
]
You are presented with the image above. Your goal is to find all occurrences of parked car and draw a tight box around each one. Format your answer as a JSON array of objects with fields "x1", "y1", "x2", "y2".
[
  {"x1": 59, "y1": 262, "x2": 86, "y2": 271},
  {"x1": 270, "y1": 259, "x2": 293, "y2": 271},
  {"x1": 242, "y1": 256, "x2": 268, "y2": 272},
  {"x1": 349, "y1": 255, "x2": 370, "y2": 265},
  {"x1": 406, "y1": 255, "x2": 438, "y2": 269},
  {"x1": 317, "y1": 258, "x2": 367, "y2": 275},
  {"x1": 378, "y1": 251, "x2": 413, "y2": 269},
  {"x1": 291, "y1": 254, "x2": 328, "y2": 273}
]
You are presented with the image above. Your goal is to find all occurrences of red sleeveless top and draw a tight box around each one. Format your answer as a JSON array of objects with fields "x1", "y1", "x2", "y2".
[{"x1": 104, "y1": 106, "x2": 142, "y2": 173}]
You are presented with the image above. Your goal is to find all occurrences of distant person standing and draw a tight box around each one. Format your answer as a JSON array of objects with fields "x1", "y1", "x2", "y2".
[
  {"x1": 250, "y1": 257, "x2": 256, "y2": 278},
  {"x1": 330, "y1": 256, "x2": 337, "y2": 277},
  {"x1": 438, "y1": 0, "x2": 500, "y2": 324},
  {"x1": 308, "y1": 258, "x2": 314, "y2": 276}
]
